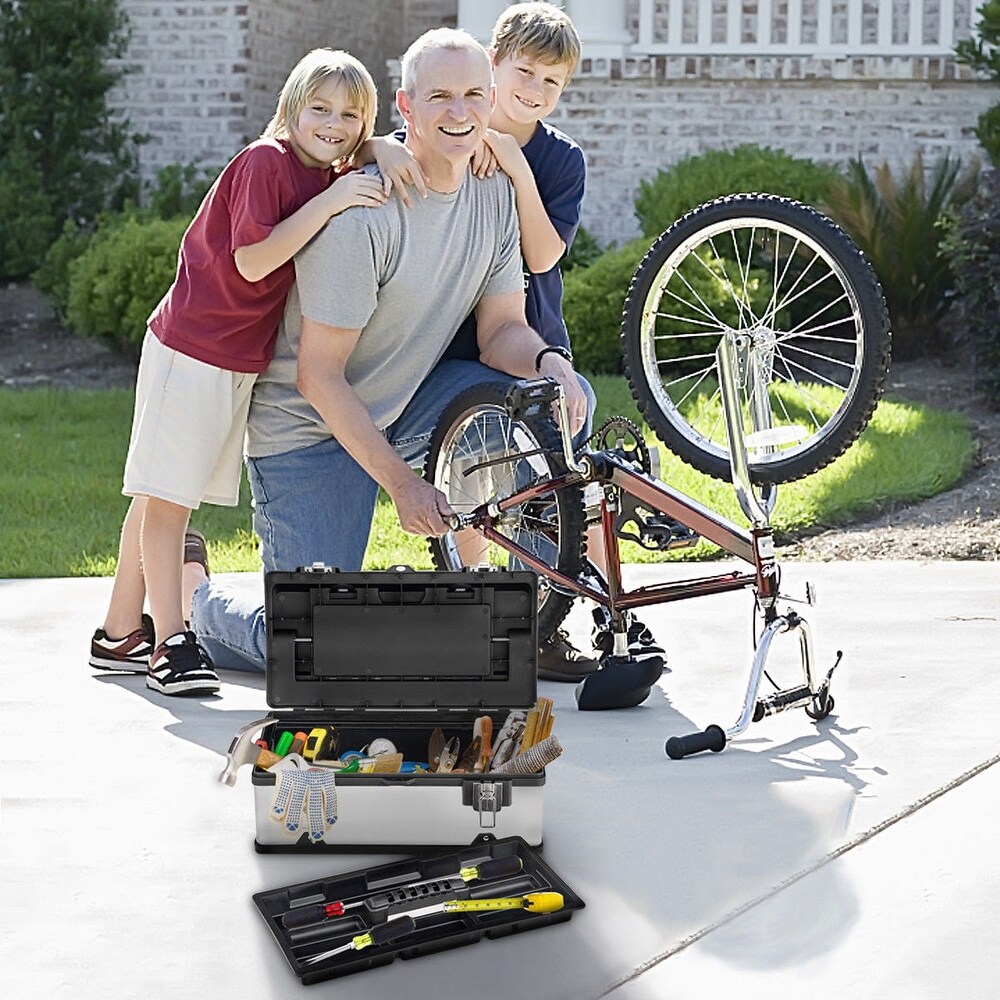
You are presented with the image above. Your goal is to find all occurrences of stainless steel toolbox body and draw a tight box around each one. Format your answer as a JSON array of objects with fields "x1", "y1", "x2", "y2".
[{"x1": 250, "y1": 568, "x2": 544, "y2": 850}]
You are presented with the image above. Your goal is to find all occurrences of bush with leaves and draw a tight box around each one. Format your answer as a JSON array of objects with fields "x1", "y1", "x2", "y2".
[
  {"x1": 33, "y1": 161, "x2": 214, "y2": 319},
  {"x1": 822, "y1": 153, "x2": 979, "y2": 359},
  {"x1": 940, "y1": 170, "x2": 1000, "y2": 406},
  {"x1": 560, "y1": 225, "x2": 603, "y2": 273},
  {"x1": 0, "y1": 0, "x2": 141, "y2": 279},
  {"x1": 955, "y1": 1, "x2": 1000, "y2": 167},
  {"x1": 64, "y1": 216, "x2": 188, "y2": 355},
  {"x1": 633, "y1": 145, "x2": 842, "y2": 238}
]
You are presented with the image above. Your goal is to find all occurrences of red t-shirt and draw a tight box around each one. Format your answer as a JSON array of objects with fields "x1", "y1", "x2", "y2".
[{"x1": 148, "y1": 138, "x2": 335, "y2": 373}]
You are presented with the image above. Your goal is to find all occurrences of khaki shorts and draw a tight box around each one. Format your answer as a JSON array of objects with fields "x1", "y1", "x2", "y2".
[{"x1": 123, "y1": 330, "x2": 256, "y2": 509}]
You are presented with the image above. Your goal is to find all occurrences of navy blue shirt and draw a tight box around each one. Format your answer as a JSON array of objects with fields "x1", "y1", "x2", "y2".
[{"x1": 444, "y1": 120, "x2": 586, "y2": 360}]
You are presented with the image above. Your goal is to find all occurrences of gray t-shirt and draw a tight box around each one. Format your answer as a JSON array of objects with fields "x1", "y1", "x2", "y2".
[{"x1": 247, "y1": 167, "x2": 524, "y2": 458}]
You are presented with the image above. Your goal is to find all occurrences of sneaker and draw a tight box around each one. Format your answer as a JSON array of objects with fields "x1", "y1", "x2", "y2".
[
  {"x1": 537, "y1": 630, "x2": 601, "y2": 683},
  {"x1": 146, "y1": 631, "x2": 220, "y2": 696},
  {"x1": 89, "y1": 613, "x2": 156, "y2": 673},
  {"x1": 592, "y1": 612, "x2": 667, "y2": 661}
]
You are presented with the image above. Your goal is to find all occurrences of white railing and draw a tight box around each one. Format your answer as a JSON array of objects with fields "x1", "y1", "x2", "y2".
[
  {"x1": 634, "y1": 0, "x2": 968, "y2": 59},
  {"x1": 458, "y1": 1, "x2": 976, "y2": 61}
]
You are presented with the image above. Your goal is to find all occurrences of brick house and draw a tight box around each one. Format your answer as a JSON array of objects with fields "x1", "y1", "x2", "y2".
[{"x1": 113, "y1": 0, "x2": 995, "y2": 246}]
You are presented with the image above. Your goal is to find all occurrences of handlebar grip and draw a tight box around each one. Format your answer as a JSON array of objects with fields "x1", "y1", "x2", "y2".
[{"x1": 665, "y1": 725, "x2": 726, "y2": 760}]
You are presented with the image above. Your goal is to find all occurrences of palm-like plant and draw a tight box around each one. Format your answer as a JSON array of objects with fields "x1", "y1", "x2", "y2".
[{"x1": 822, "y1": 153, "x2": 979, "y2": 358}]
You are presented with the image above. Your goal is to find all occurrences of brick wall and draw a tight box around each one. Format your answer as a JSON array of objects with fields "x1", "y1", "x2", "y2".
[
  {"x1": 111, "y1": 0, "x2": 254, "y2": 182},
  {"x1": 113, "y1": 0, "x2": 449, "y2": 188},
  {"x1": 551, "y1": 56, "x2": 995, "y2": 247}
]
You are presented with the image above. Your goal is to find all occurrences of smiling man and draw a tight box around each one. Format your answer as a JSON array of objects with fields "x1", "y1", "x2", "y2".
[{"x1": 188, "y1": 29, "x2": 590, "y2": 672}]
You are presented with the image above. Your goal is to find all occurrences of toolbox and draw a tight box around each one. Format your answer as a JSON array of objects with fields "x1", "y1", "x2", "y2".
[
  {"x1": 253, "y1": 835, "x2": 585, "y2": 984},
  {"x1": 245, "y1": 567, "x2": 547, "y2": 851}
]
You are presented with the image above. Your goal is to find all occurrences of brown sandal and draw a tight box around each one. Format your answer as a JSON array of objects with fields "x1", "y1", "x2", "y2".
[{"x1": 184, "y1": 529, "x2": 210, "y2": 576}]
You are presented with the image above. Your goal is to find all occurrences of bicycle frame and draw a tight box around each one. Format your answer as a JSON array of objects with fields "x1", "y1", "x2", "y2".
[{"x1": 447, "y1": 331, "x2": 838, "y2": 756}]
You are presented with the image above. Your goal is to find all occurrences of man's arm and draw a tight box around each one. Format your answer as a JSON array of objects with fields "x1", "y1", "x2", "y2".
[
  {"x1": 296, "y1": 316, "x2": 452, "y2": 536},
  {"x1": 475, "y1": 290, "x2": 587, "y2": 434}
]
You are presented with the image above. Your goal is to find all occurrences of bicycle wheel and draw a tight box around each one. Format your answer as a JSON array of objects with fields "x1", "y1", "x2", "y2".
[
  {"x1": 424, "y1": 381, "x2": 586, "y2": 642},
  {"x1": 622, "y1": 194, "x2": 891, "y2": 484}
]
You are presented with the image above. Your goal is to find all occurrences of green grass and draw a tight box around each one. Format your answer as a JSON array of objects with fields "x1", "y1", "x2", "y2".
[{"x1": 0, "y1": 379, "x2": 973, "y2": 577}]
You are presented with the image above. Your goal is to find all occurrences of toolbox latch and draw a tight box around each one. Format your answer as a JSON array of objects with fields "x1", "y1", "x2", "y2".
[{"x1": 463, "y1": 781, "x2": 511, "y2": 829}]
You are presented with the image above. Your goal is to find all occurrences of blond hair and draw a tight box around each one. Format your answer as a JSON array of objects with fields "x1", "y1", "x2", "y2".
[
  {"x1": 400, "y1": 28, "x2": 489, "y2": 94},
  {"x1": 492, "y1": 3, "x2": 581, "y2": 78},
  {"x1": 263, "y1": 49, "x2": 377, "y2": 161}
]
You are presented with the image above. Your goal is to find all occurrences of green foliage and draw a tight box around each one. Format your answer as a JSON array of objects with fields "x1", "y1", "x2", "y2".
[
  {"x1": 634, "y1": 145, "x2": 842, "y2": 238},
  {"x1": 0, "y1": 381, "x2": 972, "y2": 576},
  {"x1": 561, "y1": 225, "x2": 603, "y2": 272},
  {"x1": 955, "y1": 2, "x2": 1000, "y2": 165},
  {"x1": 940, "y1": 170, "x2": 1000, "y2": 406},
  {"x1": 34, "y1": 160, "x2": 214, "y2": 326},
  {"x1": 563, "y1": 237, "x2": 651, "y2": 372},
  {"x1": 822, "y1": 152, "x2": 979, "y2": 359},
  {"x1": 0, "y1": 0, "x2": 142, "y2": 279},
  {"x1": 146, "y1": 162, "x2": 216, "y2": 220},
  {"x1": 65, "y1": 216, "x2": 188, "y2": 354}
]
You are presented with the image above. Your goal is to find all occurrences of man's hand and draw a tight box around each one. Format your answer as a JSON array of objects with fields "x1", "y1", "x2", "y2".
[
  {"x1": 538, "y1": 351, "x2": 587, "y2": 437},
  {"x1": 387, "y1": 475, "x2": 455, "y2": 537}
]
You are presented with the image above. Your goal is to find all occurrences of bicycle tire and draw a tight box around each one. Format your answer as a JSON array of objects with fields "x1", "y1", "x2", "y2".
[
  {"x1": 621, "y1": 194, "x2": 891, "y2": 485},
  {"x1": 424, "y1": 381, "x2": 586, "y2": 642}
]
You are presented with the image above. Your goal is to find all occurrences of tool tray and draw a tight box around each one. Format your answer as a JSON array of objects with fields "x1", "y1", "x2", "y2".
[
  {"x1": 250, "y1": 568, "x2": 544, "y2": 851},
  {"x1": 253, "y1": 835, "x2": 585, "y2": 985}
]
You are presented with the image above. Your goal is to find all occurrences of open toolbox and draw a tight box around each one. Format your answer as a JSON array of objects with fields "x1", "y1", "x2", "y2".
[
  {"x1": 253, "y1": 835, "x2": 585, "y2": 984},
  {"x1": 240, "y1": 567, "x2": 552, "y2": 850}
]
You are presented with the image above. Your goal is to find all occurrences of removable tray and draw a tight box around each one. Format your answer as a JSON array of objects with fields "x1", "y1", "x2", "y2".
[{"x1": 253, "y1": 835, "x2": 584, "y2": 984}]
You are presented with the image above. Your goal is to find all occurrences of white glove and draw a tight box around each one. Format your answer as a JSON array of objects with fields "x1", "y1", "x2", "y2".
[{"x1": 269, "y1": 754, "x2": 338, "y2": 842}]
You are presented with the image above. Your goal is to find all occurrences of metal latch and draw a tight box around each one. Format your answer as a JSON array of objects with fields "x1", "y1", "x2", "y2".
[{"x1": 462, "y1": 780, "x2": 511, "y2": 829}]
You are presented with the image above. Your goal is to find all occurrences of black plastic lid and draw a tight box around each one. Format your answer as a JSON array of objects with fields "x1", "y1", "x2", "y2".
[{"x1": 263, "y1": 568, "x2": 538, "y2": 712}]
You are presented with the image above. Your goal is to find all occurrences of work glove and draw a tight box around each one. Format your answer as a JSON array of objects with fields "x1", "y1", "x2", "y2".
[{"x1": 268, "y1": 754, "x2": 338, "y2": 842}]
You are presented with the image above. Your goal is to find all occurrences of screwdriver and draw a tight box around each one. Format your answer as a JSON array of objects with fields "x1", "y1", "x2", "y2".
[
  {"x1": 281, "y1": 856, "x2": 524, "y2": 928},
  {"x1": 303, "y1": 893, "x2": 563, "y2": 967},
  {"x1": 302, "y1": 915, "x2": 416, "y2": 966}
]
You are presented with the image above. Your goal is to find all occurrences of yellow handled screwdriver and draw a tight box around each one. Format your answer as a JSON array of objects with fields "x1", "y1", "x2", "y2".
[{"x1": 302, "y1": 915, "x2": 416, "y2": 966}]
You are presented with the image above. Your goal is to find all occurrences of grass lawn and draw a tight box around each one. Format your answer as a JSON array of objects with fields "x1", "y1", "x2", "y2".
[{"x1": 0, "y1": 375, "x2": 973, "y2": 578}]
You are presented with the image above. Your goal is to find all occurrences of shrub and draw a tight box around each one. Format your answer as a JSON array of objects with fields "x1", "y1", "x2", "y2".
[
  {"x1": 955, "y1": 1, "x2": 1000, "y2": 167},
  {"x1": 940, "y1": 169, "x2": 1000, "y2": 406},
  {"x1": 822, "y1": 152, "x2": 979, "y2": 359},
  {"x1": 564, "y1": 237, "x2": 652, "y2": 372},
  {"x1": 0, "y1": 0, "x2": 141, "y2": 279},
  {"x1": 65, "y1": 216, "x2": 188, "y2": 355},
  {"x1": 561, "y1": 225, "x2": 603, "y2": 273},
  {"x1": 634, "y1": 145, "x2": 842, "y2": 238}
]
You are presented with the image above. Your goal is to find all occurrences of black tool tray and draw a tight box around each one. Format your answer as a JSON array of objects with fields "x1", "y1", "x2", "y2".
[{"x1": 252, "y1": 835, "x2": 585, "y2": 984}]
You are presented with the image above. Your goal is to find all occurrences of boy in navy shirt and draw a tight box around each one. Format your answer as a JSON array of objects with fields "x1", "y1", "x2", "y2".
[{"x1": 446, "y1": 4, "x2": 661, "y2": 682}]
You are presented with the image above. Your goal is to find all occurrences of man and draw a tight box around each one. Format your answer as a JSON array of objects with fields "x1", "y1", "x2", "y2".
[{"x1": 188, "y1": 29, "x2": 591, "y2": 675}]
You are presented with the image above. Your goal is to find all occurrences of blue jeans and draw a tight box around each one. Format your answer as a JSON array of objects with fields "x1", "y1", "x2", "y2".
[{"x1": 191, "y1": 360, "x2": 595, "y2": 671}]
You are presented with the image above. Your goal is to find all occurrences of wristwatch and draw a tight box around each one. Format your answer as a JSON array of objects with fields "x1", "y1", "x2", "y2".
[{"x1": 535, "y1": 345, "x2": 573, "y2": 372}]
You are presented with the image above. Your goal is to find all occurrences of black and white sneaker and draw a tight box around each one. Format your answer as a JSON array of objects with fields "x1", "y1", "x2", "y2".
[
  {"x1": 146, "y1": 631, "x2": 220, "y2": 696},
  {"x1": 592, "y1": 611, "x2": 667, "y2": 662},
  {"x1": 89, "y1": 613, "x2": 155, "y2": 672}
]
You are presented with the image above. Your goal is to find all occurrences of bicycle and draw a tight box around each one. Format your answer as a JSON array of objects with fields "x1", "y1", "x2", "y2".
[{"x1": 424, "y1": 195, "x2": 891, "y2": 758}]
